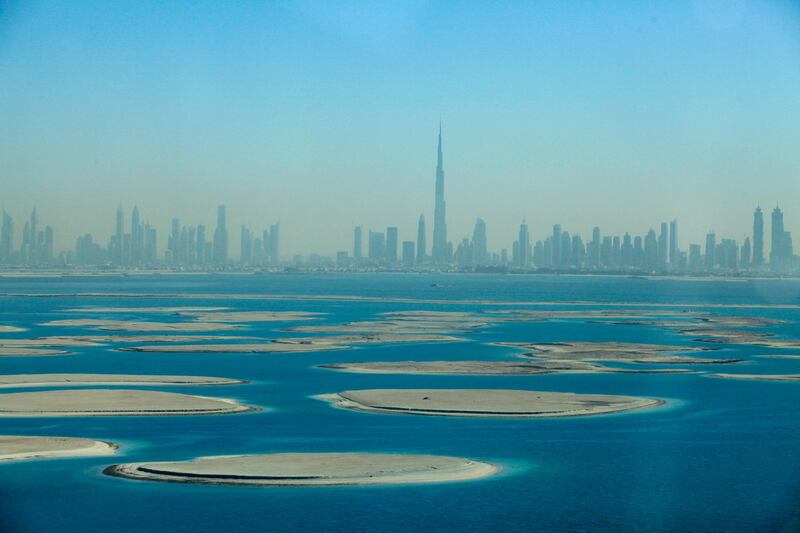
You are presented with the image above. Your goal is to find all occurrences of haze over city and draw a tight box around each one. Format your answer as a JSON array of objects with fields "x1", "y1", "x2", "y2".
[{"x1": 2, "y1": 0, "x2": 800, "y2": 255}]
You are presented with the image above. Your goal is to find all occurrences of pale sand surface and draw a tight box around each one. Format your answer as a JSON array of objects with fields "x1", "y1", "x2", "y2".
[
  {"x1": 0, "y1": 436, "x2": 117, "y2": 461},
  {"x1": 67, "y1": 306, "x2": 229, "y2": 313},
  {"x1": 287, "y1": 321, "x2": 482, "y2": 334},
  {"x1": 317, "y1": 389, "x2": 663, "y2": 418},
  {"x1": 0, "y1": 347, "x2": 71, "y2": 357},
  {"x1": 8, "y1": 292, "x2": 800, "y2": 309},
  {"x1": 0, "y1": 326, "x2": 25, "y2": 333},
  {"x1": 0, "y1": 374, "x2": 245, "y2": 388},
  {"x1": 104, "y1": 452, "x2": 498, "y2": 486},
  {"x1": 1, "y1": 335, "x2": 254, "y2": 347},
  {"x1": 179, "y1": 311, "x2": 323, "y2": 323},
  {"x1": 282, "y1": 334, "x2": 463, "y2": 344},
  {"x1": 320, "y1": 360, "x2": 697, "y2": 375},
  {"x1": 758, "y1": 354, "x2": 800, "y2": 360},
  {"x1": 119, "y1": 343, "x2": 348, "y2": 353},
  {"x1": 498, "y1": 342, "x2": 741, "y2": 364},
  {"x1": 706, "y1": 373, "x2": 800, "y2": 382},
  {"x1": 41, "y1": 319, "x2": 244, "y2": 332},
  {"x1": 0, "y1": 389, "x2": 254, "y2": 416}
]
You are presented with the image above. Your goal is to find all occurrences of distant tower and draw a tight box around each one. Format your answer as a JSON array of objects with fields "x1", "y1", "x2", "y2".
[
  {"x1": 385, "y1": 227, "x2": 398, "y2": 263},
  {"x1": 416, "y1": 215, "x2": 426, "y2": 263},
  {"x1": 472, "y1": 218, "x2": 487, "y2": 265},
  {"x1": 669, "y1": 219, "x2": 677, "y2": 264},
  {"x1": 213, "y1": 204, "x2": 228, "y2": 265},
  {"x1": 517, "y1": 220, "x2": 530, "y2": 268},
  {"x1": 752, "y1": 206, "x2": 764, "y2": 267},
  {"x1": 353, "y1": 225, "x2": 362, "y2": 260},
  {"x1": 432, "y1": 123, "x2": 448, "y2": 263},
  {"x1": 115, "y1": 204, "x2": 124, "y2": 264}
]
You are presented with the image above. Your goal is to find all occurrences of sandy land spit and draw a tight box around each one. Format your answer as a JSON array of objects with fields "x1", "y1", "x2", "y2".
[
  {"x1": 0, "y1": 389, "x2": 255, "y2": 417},
  {"x1": 320, "y1": 360, "x2": 696, "y2": 376},
  {"x1": 178, "y1": 311, "x2": 323, "y2": 323},
  {"x1": 67, "y1": 306, "x2": 229, "y2": 313},
  {"x1": 317, "y1": 389, "x2": 663, "y2": 418},
  {"x1": 0, "y1": 347, "x2": 71, "y2": 357},
  {"x1": 41, "y1": 319, "x2": 243, "y2": 332},
  {"x1": 104, "y1": 452, "x2": 498, "y2": 486},
  {"x1": 0, "y1": 326, "x2": 25, "y2": 333},
  {"x1": 706, "y1": 373, "x2": 800, "y2": 382},
  {"x1": 0, "y1": 435, "x2": 117, "y2": 461},
  {"x1": 119, "y1": 342, "x2": 349, "y2": 354},
  {"x1": 0, "y1": 374, "x2": 246, "y2": 388},
  {"x1": 498, "y1": 341, "x2": 741, "y2": 364},
  {"x1": 9, "y1": 291, "x2": 800, "y2": 309}
]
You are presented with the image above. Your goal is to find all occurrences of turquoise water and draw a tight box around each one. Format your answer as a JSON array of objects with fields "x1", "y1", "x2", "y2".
[{"x1": 0, "y1": 274, "x2": 799, "y2": 532}]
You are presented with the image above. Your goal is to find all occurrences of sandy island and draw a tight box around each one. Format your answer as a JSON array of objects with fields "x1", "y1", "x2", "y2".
[
  {"x1": 41, "y1": 319, "x2": 244, "y2": 332},
  {"x1": 178, "y1": 311, "x2": 323, "y2": 323},
  {"x1": 0, "y1": 389, "x2": 255, "y2": 417},
  {"x1": 317, "y1": 389, "x2": 663, "y2": 418},
  {"x1": 0, "y1": 347, "x2": 71, "y2": 357},
  {"x1": 0, "y1": 325, "x2": 25, "y2": 333},
  {"x1": 67, "y1": 306, "x2": 229, "y2": 313},
  {"x1": 0, "y1": 435, "x2": 117, "y2": 461},
  {"x1": 0, "y1": 374, "x2": 246, "y2": 388},
  {"x1": 320, "y1": 360, "x2": 696, "y2": 375},
  {"x1": 497, "y1": 341, "x2": 741, "y2": 364},
  {"x1": 103, "y1": 452, "x2": 498, "y2": 486},
  {"x1": 706, "y1": 373, "x2": 800, "y2": 382}
]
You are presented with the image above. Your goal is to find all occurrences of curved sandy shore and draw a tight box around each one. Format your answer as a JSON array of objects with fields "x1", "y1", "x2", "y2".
[
  {"x1": 0, "y1": 347, "x2": 71, "y2": 357},
  {"x1": 317, "y1": 389, "x2": 663, "y2": 418},
  {"x1": 0, "y1": 389, "x2": 255, "y2": 417},
  {"x1": 104, "y1": 452, "x2": 499, "y2": 486},
  {"x1": 0, "y1": 435, "x2": 117, "y2": 461},
  {"x1": 41, "y1": 319, "x2": 244, "y2": 332},
  {"x1": 0, "y1": 374, "x2": 246, "y2": 388},
  {"x1": 320, "y1": 360, "x2": 696, "y2": 375},
  {"x1": 706, "y1": 373, "x2": 800, "y2": 382}
]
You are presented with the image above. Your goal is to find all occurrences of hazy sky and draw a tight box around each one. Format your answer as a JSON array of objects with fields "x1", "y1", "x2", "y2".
[{"x1": 2, "y1": 0, "x2": 799, "y2": 255}]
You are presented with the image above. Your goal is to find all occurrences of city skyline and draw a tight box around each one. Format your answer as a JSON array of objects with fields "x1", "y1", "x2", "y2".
[
  {"x1": 0, "y1": 127, "x2": 796, "y2": 275},
  {"x1": 2, "y1": 2, "x2": 800, "y2": 253}
]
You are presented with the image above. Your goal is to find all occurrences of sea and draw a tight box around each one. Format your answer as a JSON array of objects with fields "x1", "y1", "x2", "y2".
[{"x1": 0, "y1": 273, "x2": 798, "y2": 532}]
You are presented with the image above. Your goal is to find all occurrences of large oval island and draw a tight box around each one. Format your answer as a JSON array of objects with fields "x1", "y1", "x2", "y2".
[
  {"x1": 316, "y1": 389, "x2": 663, "y2": 418},
  {"x1": 0, "y1": 389, "x2": 255, "y2": 417},
  {"x1": 104, "y1": 452, "x2": 499, "y2": 486}
]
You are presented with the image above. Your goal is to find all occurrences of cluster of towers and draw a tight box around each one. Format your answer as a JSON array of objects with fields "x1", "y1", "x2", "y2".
[{"x1": 0, "y1": 209, "x2": 54, "y2": 265}]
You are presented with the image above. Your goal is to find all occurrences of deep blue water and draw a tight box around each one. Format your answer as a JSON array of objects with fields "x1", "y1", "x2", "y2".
[{"x1": 0, "y1": 274, "x2": 799, "y2": 532}]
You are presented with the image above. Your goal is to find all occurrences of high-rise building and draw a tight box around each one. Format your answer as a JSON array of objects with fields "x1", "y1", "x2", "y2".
[
  {"x1": 552, "y1": 225, "x2": 562, "y2": 268},
  {"x1": 658, "y1": 222, "x2": 668, "y2": 267},
  {"x1": 752, "y1": 207, "x2": 764, "y2": 267},
  {"x1": 669, "y1": 219, "x2": 677, "y2": 264},
  {"x1": 368, "y1": 231, "x2": 385, "y2": 261},
  {"x1": 432, "y1": 123, "x2": 448, "y2": 263},
  {"x1": 472, "y1": 218, "x2": 487, "y2": 264},
  {"x1": 353, "y1": 226, "x2": 362, "y2": 260},
  {"x1": 517, "y1": 220, "x2": 530, "y2": 268},
  {"x1": 644, "y1": 229, "x2": 658, "y2": 270},
  {"x1": 591, "y1": 227, "x2": 601, "y2": 267},
  {"x1": 705, "y1": 232, "x2": 716, "y2": 268},
  {"x1": 402, "y1": 241, "x2": 415, "y2": 265},
  {"x1": 353, "y1": 226, "x2": 362, "y2": 261},
  {"x1": 416, "y1": 215, "x2": 426, "y2": 264},
  {"x1": 770, "y1": 206, "x2": 792, "y2": 270},
  {"x1": 114, "y1": 204, "x2": 123, "y2": 265},
  {"x1": 269, "y1": 222, "x2": 280, "y2": 264},
  {"x1": 213, "y1": 205, "x2": 228, "y2": 265},
  {"x1": 385, "y1": 227, "x2": 398, "y2": 263},
  {"x1": 741, "y1": 237, "x2": 751, "y2": 268}
]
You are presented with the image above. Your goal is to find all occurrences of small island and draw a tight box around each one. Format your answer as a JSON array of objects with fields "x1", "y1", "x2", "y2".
[
  {"x1": 0, "y1": 373, "x2": 246, "y2": 388},
  {"x1": 0, "y1": 435, "x2": 117, "y2": 461},
  {"x1": 104, "y1": 452, "x2": 499, "y2": 486},
  {"x1": 316, "y1": 389, "x2": 663, "y2": 418}
]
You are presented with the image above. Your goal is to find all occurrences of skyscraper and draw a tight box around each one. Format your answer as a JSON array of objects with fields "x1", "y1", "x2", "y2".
[
  {"x1": 752, "y1": 206, "x2": 764, "y2": 267},
  {"x1": 385, "y1": 226, "x2": 398, "y2": 263},
  {"x1": 416, "y1": 215, "x2": 426, "y2": 264},
  {"x1": 658, "y1": 222, "x2": 668, "y2": 267},
  {"x1": 552, "y1": 224, "x2": 561, "y2": 268},
  {"x1": 472, "y1": 218, "x2": 487, "y2": 265},
  {"x1": 669, "y1": 219, "x2": 677, "y2": 264},
  {"x1": 353, "y1": 225, "x2": 362, "y2": 260},
  {"x1": 213, "y1": 204, "x2": 228, "y2": 265},
  {"x1": 770, "y1": 206, "x2": 792, "y2": 270},
  {"x1": 432, "y1": 123, "x2": 448, "y2": 263},
  {"x1": 517, "y1": 220, "x2": 530, "y2": 268}
]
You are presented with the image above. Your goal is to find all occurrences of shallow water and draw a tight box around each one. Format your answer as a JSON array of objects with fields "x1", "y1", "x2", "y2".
[{"x1": 0, "y1": 274, "x2": 799, "y2": 532}]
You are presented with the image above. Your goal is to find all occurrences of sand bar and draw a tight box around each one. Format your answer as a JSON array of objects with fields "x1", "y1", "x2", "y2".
[
  {"x1": 0, "y1": 347, "x2": 71, "y2": 357},
  {"x1": 67, "y1": 306, "x2": 229, "y2": 313},
  {"x1": 320, "y1": 360, "x2": 696, "y2": 375},
  {"x1": 10, "y1": 292, "x2": 800, "y2": 309},
  {"x1": 706, "y1": 373, "x2": 800, "y2": 382},
  {"x1": 0, "y1": 326, "x2": 25, "y2": 333},
  {"x1": 119, "y1": 342, "x2": 348, "y2": 353},
  {"x1": 41, "y1": 319, "x2": 244, "y2": 332},
  {"x1": 0, "y1": 374, "x2": 245, "y2": 388},
  {"x1": 0, "y1": 389, "x2": 254, "y2": 417},
  {"x1": 498, "y1": 342, "x2": 740, "y2": 364},
  {"x1": 318, "y1": 389, "x2": 663, "y2": 418},
  {"x1": 104, "y1": 452, "x2": 498, "y2": 486},
  {"x1": 179, "y1": 311, "x2": 323, "y2": 323},
  {"x1": 0, "y1": 435, "x2": 117, "y2": 461}
]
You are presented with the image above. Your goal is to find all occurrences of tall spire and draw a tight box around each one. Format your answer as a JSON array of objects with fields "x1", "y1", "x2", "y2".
[{"x1": 432, "y1": 122, "x2": 448, "y2": 263}]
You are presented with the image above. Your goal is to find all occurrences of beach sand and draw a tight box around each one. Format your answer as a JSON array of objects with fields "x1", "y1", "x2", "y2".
[
  {"x1": 0, "y1": 373, "x2": 245, "y2": 388},
  {"x1": 104, "y1": 452, "x2": 499, "y2": 486},
  {"x1": 0, "y1": 435, "x2": 117, "y2": 461}
]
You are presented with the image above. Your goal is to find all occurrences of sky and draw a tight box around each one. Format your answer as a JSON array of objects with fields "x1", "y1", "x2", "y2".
[{"x1": 1, "y1": 0, "x2": 799, "y2": 256}]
